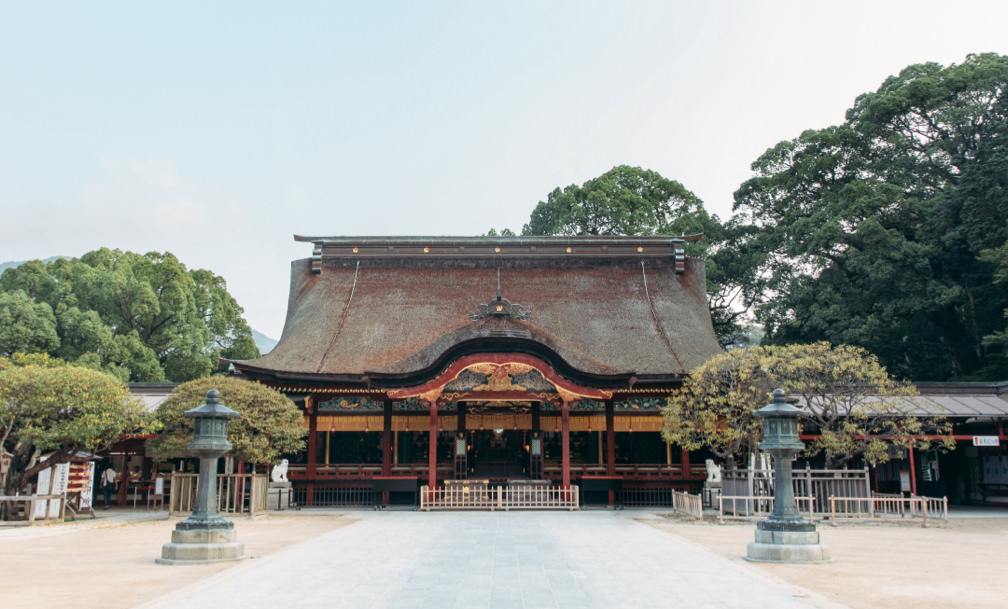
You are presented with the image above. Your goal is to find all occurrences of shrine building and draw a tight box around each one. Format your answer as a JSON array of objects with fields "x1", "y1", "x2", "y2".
[{"x1": 229, "y1": 235, "x2": 723, "y2": 507}]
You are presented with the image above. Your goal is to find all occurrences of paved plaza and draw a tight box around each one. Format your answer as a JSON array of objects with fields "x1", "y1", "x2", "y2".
[{"x1": 134, "y1": 511, "x2": 820, "y2": 609}]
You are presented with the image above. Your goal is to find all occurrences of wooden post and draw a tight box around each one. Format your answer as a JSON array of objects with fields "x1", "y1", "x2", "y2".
[
  {"x1": 429, "y1": 401, "x2": 438, "y2": 494},
  {"x1": 382, "y1": 400, "x2": 392, "y2": 505},
  {"x1": 532, "y1": 402, "x2": 540, "y2": 432},
  {"x1": 118, "y1": 449, "x2": 130, "y2": 507},
  {"x1": 306, "y1": 396, "x2": 317, "y2": 506},
  {"x1": 681, "y1": 447, "x2": 690, "y2": 481},
  {"x1": 324, "y1": 429, "x2": 331, "y2": 465},
  {"x1": 382, "y1": 400, "x2": 392, "y2": 476},
  {"x1": 908, "y1": 446, "x2": 918, "y2": 496},
  {"x1": 562, "y1": 401, "x2": 571, "y2": 488},
  {"x1": 605, "y1": 401, "x2": 615, "y2": 476},
  {"x1": 458, "y1": 402, "x2": 467, "y2": 432},
  {"x1": 605, "y1": 400, "x2": 615, "y2": 505}
]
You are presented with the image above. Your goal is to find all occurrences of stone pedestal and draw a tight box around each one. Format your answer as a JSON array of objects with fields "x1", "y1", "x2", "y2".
[
  {"x1": 745, "y1": 520, "x2": 830, "y2": 563},
  {"x1": 156, "y1": 525, "x2": 245, "y2": 565},
  {"x1": 268, "y1": 481, "x2": 292, "y2": 510},
  {"x1": 703, "y1": 485, "x2": 721, "y2": 509}
]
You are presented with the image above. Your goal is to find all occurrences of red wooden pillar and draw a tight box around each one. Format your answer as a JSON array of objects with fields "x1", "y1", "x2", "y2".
[
  {"x1": 908, "y1": 445, "x2": 918, "y2": 496},
  {"x1": 429, "y1": 401, "x2": 438, "y2": 494},
  {"x1": 306, "y1": 396, "x2": 317, "y2": 506},
  {"x1": 562, "y1": 400, "x2": 571, "y2": 488},
  {"x1": 118, "y1": 447, "x2": 131, "y2": 507},
  {"x1": 681, "y1": 447, "x2": 691, "y2": 481},
  {"x1": 605, "y1": 400, "x2": 615, "y2": 505},
  {"x1": 382, "y1": 400, "x2": 393, "y2": 476},
  {"x1": 382, "y1": 399, "x2": 393, "y2": 504}
]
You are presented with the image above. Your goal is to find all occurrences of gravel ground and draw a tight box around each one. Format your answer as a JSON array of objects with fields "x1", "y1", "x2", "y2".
[
  {"x1": 644, "y1": 511, "x2": 1007, "y2": 609},
  {"x1": 1, "y1": 507, "x2": 1003, "y2": 609}
]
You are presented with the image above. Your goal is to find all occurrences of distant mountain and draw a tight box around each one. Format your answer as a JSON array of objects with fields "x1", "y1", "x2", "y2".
[
  {"x1": 252, "y1": 329, "x2": 278, "y2": 355},
  {"x1": 0, "y1": 256, "x2": 68, "y2": 273}
]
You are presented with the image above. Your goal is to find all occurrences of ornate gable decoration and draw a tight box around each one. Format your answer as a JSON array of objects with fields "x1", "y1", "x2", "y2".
[
  {"x1": 442, "y1": 364, "x2": 557, "y2": 393},
  {"x1": 469, "y1": 270, "x2": 531, "y2": 321}
]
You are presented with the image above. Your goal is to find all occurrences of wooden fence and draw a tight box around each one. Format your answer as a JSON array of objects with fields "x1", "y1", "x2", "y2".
[
  {"x1": 721, "y1": 465, "x2": 871, "y2": 515},
  {"x1": 168, "y1": 473, "x2": 268, "y2": 517},
  {"x1": 671, "y1": 490, "x2": 703, "y2": 519},
  {"x1": 717, "y1": 495, "x2": 816, "y2": 522},
  {"x1": 419, "y1": 484, "x2": 579, "y2": 511},
  {"x1": 716, "y1": 492, "x2": 947, "y2": 525},
  {"x1": 828, "y1": 495, "x2": 948, "y2": 526}
]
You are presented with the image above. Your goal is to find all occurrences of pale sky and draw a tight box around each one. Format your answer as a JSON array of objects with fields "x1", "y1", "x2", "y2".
[{"x1": 2, "y1": 1, "x2": 1007, "y2": 339}]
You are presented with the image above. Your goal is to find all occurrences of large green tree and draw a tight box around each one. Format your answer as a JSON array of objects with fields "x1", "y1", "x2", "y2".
[
  {"x1": 733, "y1": 53, "x2": 1008, "y2": 380},
  {"x1": 148, "y1": 377, "x2": 306, "y2": 466},
  {"x1": 663, "y1": 342, "x2": 954, "y2": 468},
  {"x1": 0, "y1": 290, "x2": 59, "y2": 356},
  {"x1": 521, "y1": 165, "x2": 750, "y2": 347},
  {"x1": 0, "y1": 249, "x2": 259, "y2": 382},
  {"x1": 0, "y1": 359, "x2": 150, "y2": 497}
]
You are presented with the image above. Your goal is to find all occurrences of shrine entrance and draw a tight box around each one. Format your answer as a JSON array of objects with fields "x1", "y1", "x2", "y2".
[{"x1": 468, "y1": 429, "x2": 530, "y2": 480}]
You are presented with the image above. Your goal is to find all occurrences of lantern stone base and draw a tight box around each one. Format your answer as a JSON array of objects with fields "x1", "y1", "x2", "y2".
[
  {"x1": 156, "y1": 528, "x2": 245, "y2": 565},
  {"x1": 745, "y1": 520, "x2": 830, "y2": 563}
]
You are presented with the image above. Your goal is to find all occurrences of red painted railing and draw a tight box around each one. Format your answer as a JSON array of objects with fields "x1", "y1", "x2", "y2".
[{"x1": 288, "y1": 462, "x2": 706, "y2": 482}]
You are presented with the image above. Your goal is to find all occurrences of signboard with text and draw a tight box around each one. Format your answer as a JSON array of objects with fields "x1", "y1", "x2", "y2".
[{"x1": 973, "y1": 436, "x2": 1000, "y2": 447}]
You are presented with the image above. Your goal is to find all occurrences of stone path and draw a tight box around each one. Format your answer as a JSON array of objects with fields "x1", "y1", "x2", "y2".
[{"x1": 134, "y1": 511, "x2": 825, "y2": 609}]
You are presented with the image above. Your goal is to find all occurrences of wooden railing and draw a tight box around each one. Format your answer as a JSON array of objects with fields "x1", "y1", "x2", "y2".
[
  {"x1": 722, "y1": 465, "x2": 871, "y2": 514},
  {"x1": 286, "y1": 463, "x2": 453, "y2": 480},
  {"x1": 0, "y1": 493, "x2": 66, "y2": 524},
  {"x1": 828, "y1": 495, "x2": 948, "y2": 526},
  {"x1": 542, "y1": 463, "x2": 706, "y2": 480},
  {"x1": 288, "y1": 462, "x2": 709, "y2": 484},
  {"x1": 671, "y1": 490, "x2": 703, "y2": 519},
  {"x1": 717, "y1": 492, "x2": 948, "y2": 526},
  {"x1": 717, "y1": 495, "x2": 816, "y2": 522},
  {"x1": 168, "y1": 473, "x2": 268, "y2": 517},
  {"x1": 419, "y1": 484, "x2": 579, "y2": 511}
]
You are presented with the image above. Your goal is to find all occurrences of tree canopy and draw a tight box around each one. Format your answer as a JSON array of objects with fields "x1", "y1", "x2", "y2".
[
  {"x1": 0, "y1": 359, "x2": 149, "y2": 496},
  {"x1": 148, "y1": 377, "x2": 306, "y2": 466},
  {"x1": 0, "y1": 248, "x2": 259, "y2": 382},
  {"x1": 662, "y1": 342, "x2": 954, "y2": 467},
  {"x1": 733, "y1": 53, "x2": 1008, "y2": 380},
  {"x1": 520, "y1": 165, "x2": 750, "y2": 347}
]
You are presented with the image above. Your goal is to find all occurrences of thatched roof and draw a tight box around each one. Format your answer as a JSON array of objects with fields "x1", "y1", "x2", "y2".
[{"x1": 231, "y1": 236, "x2": 723, "y2": 389}]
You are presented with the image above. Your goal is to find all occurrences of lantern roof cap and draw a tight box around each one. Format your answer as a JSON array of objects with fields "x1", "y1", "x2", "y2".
[
  {"x1": 183, "y1": 389, "x2": 241, "y2": 419},
  {"x1": 754, "y1": 388, "x2": 804, "y2": 419}
]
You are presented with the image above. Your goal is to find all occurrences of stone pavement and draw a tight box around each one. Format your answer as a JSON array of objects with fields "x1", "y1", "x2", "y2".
[{"x1": 133, "y1": 511, "x2": 827, "y2": 609}]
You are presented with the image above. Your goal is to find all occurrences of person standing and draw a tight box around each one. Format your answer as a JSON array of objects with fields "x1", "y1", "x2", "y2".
[{"x1": 101, "y1": 463, "x2": 116, "y2": 510}]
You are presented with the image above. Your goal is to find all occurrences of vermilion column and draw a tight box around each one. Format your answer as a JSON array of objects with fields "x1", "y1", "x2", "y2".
[
  {"x1": 306, "y1": 396, "x2": 317, "y2": 507},
  {"x1": 605, "y1": 399, "x2": 615, "y2": 505},
  {"x1": 562, "y1": 401, "x2": 571, "y2": 487},
  {"x1": 605, "y1": 400, "x2": 615, "y2": 476},
  {"x1": 382, "y1": 400, "x2": 393, "y2": 477},
  {"x1": 429, "y1": 402, "x2": 438, "y2": 493}
]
